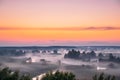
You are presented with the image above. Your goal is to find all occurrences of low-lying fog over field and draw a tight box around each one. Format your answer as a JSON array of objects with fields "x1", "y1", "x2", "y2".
[{"x1": 0, "y1": 46, "x2": 120, "y2": 80}]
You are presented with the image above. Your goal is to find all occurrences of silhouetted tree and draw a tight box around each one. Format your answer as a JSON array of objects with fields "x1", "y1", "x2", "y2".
[
  {"x1": 93, "y1": 73, "x2": 116, "y2": 80},
  {"x1": 20, "y1": 74, "x2": 31, "y2": 80},
  {"x1": 89, "y1": 51, "x2": 96, "y2": 57},
  {"x1": 98, "y1": 53, "x2": 104, "y2": 58},
  {"x1": 0, "y1": 67, "x2": 31, "y2": 80},
  {"x1": 64, "y1": 49, "x2": 80, "y2": 59},
  {"x1": 109, "y1": 53, "x2": 115, "y2": 61},
  {"x1": 41, "y1": 70, "x2": 76, "y2": 80}
]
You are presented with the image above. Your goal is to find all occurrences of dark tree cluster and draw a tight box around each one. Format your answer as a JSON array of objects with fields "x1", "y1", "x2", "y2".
[
  {"x1": 32, "y1": 49, "x2": 40, "y2": 53},
  {"x1": 41, "y1": 71, "x2": 116, "y2": 80},
  {"x1": 0, "y1": 49, "x2": 25, "y2": 56},
  {"x1": 93, "y1": 73, "x2": 116, "y2": 80},
  {"x1": 97, "y1": 53, "x2": 120, "y2": 63},
  {"x1": 0, "y1": 67, "x2": 117, "y2": 80},
  {"x1": 0, "y1": 67, "x2": 31, "y2": 80},
  {"x1": 53, "y1": 50, "x2": 58, "y2": 54},
  {"x1": 64, "y1": 49, "x2": 80, "y2": 59},
  {"x1": 65, "y1": 49, "x2": 120, "y2": 63},
  {"x1": 64, "y1": 49, "x2": 96, "y2": 60},
  {"x1": 108, "y1": 53, "x2": 120, "y2": 63},
  {"x1": 80, "y1": 51, "x2": 96, "y2": 59},
  {"x1": 41, "y1": 70, "x2": 76, "y2": 80}
]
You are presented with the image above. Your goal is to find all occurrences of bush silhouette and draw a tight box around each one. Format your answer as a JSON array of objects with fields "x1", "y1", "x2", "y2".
[
  {"x1": 41, "y1": 70, "x2": 76, "y2": 80},
  {"x1": 0, "y1": 67, "x2": 31, "y2": 80},
  {"x1": 93, "y1": 73, "x2": 116, "y2": 80}
]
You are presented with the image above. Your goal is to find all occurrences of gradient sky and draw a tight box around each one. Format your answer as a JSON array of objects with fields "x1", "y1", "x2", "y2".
[{"x1": 0, "y1": 0, "x2": 120, "y2": 46}]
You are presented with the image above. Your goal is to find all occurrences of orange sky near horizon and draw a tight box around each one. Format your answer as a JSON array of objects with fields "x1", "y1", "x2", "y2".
[{"x1": 0, "y1": 29, "x2": 119, "y2": 42}]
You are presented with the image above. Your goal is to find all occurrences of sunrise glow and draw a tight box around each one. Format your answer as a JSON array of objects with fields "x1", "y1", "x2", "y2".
[{"x1": 0, "y1": 0, "x2": 120, "y2": 46}]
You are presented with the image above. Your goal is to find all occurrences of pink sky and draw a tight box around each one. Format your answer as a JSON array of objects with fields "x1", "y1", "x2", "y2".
[{"x1": 0, "y1": 0, "x2": 120, "y2": 46}]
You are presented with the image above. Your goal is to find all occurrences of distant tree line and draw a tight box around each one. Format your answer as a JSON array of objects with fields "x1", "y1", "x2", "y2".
[
  {"x1": 0, "y1": 49, "x2": 25, "y2": 56},
  {"x1": 64, "y1": 49, "x2": 96, "y2": 61},
  {"x1": 108, "y1": 53, "x2": 120, "y2": 63},
  {"x1": 98, "y1": 53, "x2": 120, "y2": 63},
  {"x1": 32, "y1": 49, "x2": 40, "y2": 53},
  {"x1": 64, "y1": 49, "x2": 120, "y2": 63},
  {"x1": 64, "y1": 49, "x2": 81, "y2": 59}
]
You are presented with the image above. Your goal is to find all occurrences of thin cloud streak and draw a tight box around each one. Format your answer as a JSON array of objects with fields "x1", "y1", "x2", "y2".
[{"x1": 0, "y1": 27, "x2": 120, "y2": 31}]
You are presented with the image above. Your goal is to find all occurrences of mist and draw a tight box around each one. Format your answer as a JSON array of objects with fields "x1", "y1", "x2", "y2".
[{"x1": 0, "y1": 46, "x2": 120, "y2": 80}]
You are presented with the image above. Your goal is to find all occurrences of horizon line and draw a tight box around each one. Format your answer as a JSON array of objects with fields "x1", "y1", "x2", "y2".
[
  {"x1": 0, "y1": 27, "x2": 120, "y2": 31},
  {"x1": 0, "y1": 45, "x2": 120, "y2": 47}
]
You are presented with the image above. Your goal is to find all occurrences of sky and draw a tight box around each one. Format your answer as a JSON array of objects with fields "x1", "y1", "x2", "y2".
[{"x1": 0, "y1": 0, "x2": 120, "y2": 46}]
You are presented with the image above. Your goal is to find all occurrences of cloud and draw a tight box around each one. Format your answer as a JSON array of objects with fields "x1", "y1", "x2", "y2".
[
  {"x1": 0, "y1": 27, "x2": 20, "y2": 30},
  {"x1": 0, "y1": 27, "x2": 120, "y2": 31},
  {"x1": 83, "y1": 27, "x2": 120, "y2": 30}
]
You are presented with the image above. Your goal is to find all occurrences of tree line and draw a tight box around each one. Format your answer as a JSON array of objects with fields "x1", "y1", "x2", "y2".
[
  {"x1": 64, "y1": 49, "x2": 120, "y2": 63},
  {"x1": 0, "y1": 67, "x2": 116, "y2": 80}
]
